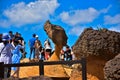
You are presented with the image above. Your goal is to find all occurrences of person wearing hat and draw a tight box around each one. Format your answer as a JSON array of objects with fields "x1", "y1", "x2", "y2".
[
  {"x1": 0, "y1": 33, "x2": 15, "y2": 78},
  {"x1": 44, "y1": 39, "x2": 52, "y2": 60},
  {"x1": 34, "y1": 35, "x2": 42, "y2": 59}
]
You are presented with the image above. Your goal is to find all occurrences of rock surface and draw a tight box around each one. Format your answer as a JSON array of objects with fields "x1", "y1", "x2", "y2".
[
  {"x1": 44, "y1": 20, "x2": 69, "y2": 78},
  {"x1": 44, "y1": 20, "x2": 68, "y2": 59},
  {"x1": 72, "y1": 28, "x2": 120, "y2": 80},
  {"x1": 72, "y1": 28, "x2": 120, "y2": 58},
  {"x1": 44, "y1": 20, "x2": 68, "y2": 47},
  {"x1": 104, "y1": 53, "x2": 120, "y2": 80},
  {"x1": 69, "y1": 69, "x2": 99, "y2": 80}
]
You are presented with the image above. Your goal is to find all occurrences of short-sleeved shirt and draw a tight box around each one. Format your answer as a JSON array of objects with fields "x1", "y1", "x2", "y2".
[
  {"x1": 29, "y1": 38, "x2": 36, "y2": 47},
  {"x1": 12, "y1": 44, "x2": 23, "y2": 70},
  {"x1": 0, "y1": 43, "x2": 14, "y2": 64}
]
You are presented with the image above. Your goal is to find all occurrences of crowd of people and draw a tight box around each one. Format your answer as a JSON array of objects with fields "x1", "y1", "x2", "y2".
[
  {"x1": 0, "y1": 31, "x2": 25, "y2": 78},
  {"x1": 60, "y1": 45, "x2": 75, "y2": 61},
  {"x1": 0, "y1": 31, "x2": 75, "y2": 79},
  {"x1": 28, "y1": 33, "x2": 52, "y2": 61}
]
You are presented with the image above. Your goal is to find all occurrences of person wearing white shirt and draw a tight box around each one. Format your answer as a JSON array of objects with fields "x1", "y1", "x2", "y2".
[
  {"x1": 44, "y1": 39, "x2": 52, "y2": 60},
  {"x1": 0, "y1": 33, "x2": 15, "y2": 78}
]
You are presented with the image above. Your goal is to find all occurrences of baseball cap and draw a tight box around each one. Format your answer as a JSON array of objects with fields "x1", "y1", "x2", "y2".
[{"x1": 36, "y1": 35, "x2": 39, "y2": 38}]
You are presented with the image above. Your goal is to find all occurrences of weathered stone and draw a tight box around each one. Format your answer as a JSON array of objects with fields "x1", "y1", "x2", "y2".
[
  {"x1": 72, "y1": 28, "x2": 120, "y2": 58},
  {"x1": 44, "y1": 20, "x2": 69, "y2": 78},
  {"x1": 44, "y1": 20, "x2": 68, "y2": 47},
  {"x1": 104, "y1": 53, "x2": 120, "y2": 80},
  {"x1": 72, "y1": 28, "x2": 120, "y2": 80},
  {"x1": 69, "y1": 69, "x2": 99, "y2": 80}
]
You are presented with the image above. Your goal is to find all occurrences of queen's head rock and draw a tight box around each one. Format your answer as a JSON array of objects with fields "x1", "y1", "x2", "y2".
[{"x1": 72, "y1": 27, "x2": 120, "y2": 80}]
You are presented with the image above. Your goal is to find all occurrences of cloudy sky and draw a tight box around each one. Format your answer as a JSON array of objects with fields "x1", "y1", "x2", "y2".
[{"x1": 0, "y1": 0, "x2": 120, "y2": 56}]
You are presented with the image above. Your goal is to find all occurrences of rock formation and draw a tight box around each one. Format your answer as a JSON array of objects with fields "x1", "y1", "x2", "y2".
[
  {"x1": 44, "y1": 20, "x2": 67, "y2": 47},
  {"x1": 69, "y1": 69, "x2": 99, "y2": 80},
  {"x1": 44, "y1": 20, "x2": 68, "y2": 78},
  {"x1": 44, "y1": 20, "x2": 68, "y2": 60},
  {"x1": 72, "y1": 27, "x2": 120, "y2": 58},
  {"x1": 104, "y1": 54, "x2": 120, "y2": 80},
  {"x1": 72, "y1": 27, "x2": 120, "y2": 80}
]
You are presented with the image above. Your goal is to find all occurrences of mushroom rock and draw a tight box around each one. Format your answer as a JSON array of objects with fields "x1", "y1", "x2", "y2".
[
  {"x1": 44, "y1": 20, "x2": 68, "y2": 60},
  {"x1": 44, "y1": 20, "x2": 68, "y2": 77},
  {"x1": 72, "y1": 28, "x2": 120, "y2": 80}
]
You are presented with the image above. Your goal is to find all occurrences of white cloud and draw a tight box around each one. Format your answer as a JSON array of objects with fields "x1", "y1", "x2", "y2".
[
  {"x1": 60, "y1": 8, "x2": 99, "y2": 26},
  {"x1": 69, "y1": 26, "x2": 86, "y2": 36},
  {"x1": 104, "y1": 14, "x2": 120, "y2": 25},
  {"x1": 1, "y1": 0, "x2": 59, "y2": 27},
  {"x1": 108, "y1": 25, "x2": 120, "y2": 32},
  {"x1": 100, "y1": 5, "x2": 112, "y2": 13},
  {"x1": 59, "y1": 5, "x2": 111, "y2": 26}
]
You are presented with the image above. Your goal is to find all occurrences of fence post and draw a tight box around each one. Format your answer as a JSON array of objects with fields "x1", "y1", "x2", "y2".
[
  {"x1": 81, "y1": 58, "x2": 87, "y2": 80},
  {"x1": 0, "y1": 62, "x2": 4, "y2": 78},
  {"x1": 39, "y1": 60, "x2": 44, "y2": 75}
]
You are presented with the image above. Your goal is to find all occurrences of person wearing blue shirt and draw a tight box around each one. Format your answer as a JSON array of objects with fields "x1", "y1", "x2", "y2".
[
  {"x1": 11, "y1": 40, "x2": 24, "y2": 78},
  {"x1": 28, "y1": 34, "x2": 36, "y2": 60}
]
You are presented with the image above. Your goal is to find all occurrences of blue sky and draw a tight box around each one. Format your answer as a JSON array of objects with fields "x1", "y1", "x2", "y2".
[{"x1": 0, "y1": 0, "x2": 120, "y2": 56}]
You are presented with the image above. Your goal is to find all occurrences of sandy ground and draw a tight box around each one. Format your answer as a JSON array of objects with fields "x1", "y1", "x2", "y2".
[{"x1": 11, "y1": 58, "x2": 100, "y2": 80}]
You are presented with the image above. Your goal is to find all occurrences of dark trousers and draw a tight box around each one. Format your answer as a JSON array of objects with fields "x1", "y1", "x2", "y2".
[
  {"x1": 29, "y1": 47, "x2": 35, "y2": 59},
  {"x1": 7, "y1": 67, "x2": 11, "y2": 78},
  {"x1": 4, "y1": 67, "x2": 11, "y2": 78}
]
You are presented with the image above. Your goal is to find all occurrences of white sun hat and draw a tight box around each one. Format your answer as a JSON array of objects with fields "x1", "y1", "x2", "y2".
[{"x1": 2, "y1": 33, "x2": 11, "y2": 41}]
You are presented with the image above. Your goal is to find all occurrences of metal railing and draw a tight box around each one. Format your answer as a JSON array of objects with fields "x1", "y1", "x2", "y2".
[{"x1": 0, "y1": 58, "x2": 87, "y2": 80}]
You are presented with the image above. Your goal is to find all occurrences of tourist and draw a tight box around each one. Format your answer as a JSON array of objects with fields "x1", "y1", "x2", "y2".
[
  {"x1": 11, "y1": 40, "x2": 24, "y2": 78},
  {"x1": 44, "y1": 39, "x2": 52, "y2": 60},
  {"x1": 34, "y1": 35, "x2": 42, "y2": 59},
  {"x1": 0, "y1": 33, "x2": 15, "y2": 78},
  {"x1": 0, "y1": 33, "x2": 2, "y2": 43},
  {"x1": 39, "y1": 48, "x2": 45, "y2": 60},
  {"x1": 71, "y1": 46, "x2": 76, "y2": 60},
  {"x1": 60, "y1": 49, "x2": 65, "y2": 61},
  {"x1": 64, "y1": 45, "x2": 72, "y2": 61},
  {"x1": 15, "y1": 33, "x2": 26, "y2": 59},
  {"x1": 28, "y1": 34, "x2": 36, "y2": 60},
  {"x1": 8, "y1": 31, "x2": 14, "y2": 39}
]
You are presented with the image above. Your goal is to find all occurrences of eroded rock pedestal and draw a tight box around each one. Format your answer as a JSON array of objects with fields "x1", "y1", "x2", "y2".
[
  {"x1": 44, "y1": 20, "x2": 68, "y2": 77},
  {"x1": 72, "y1": 28, "x2": 120, "y2": 80}
]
